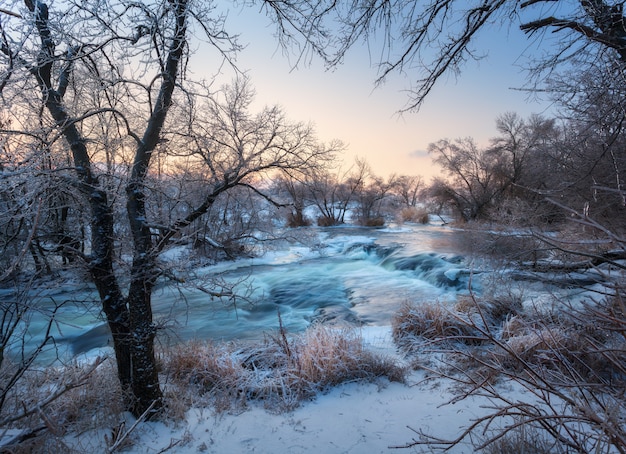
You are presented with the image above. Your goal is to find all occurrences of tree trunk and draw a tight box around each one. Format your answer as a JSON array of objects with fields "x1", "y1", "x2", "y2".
[
  {"x1": 26, "y1": 0, "x2": 186, "y2": 418},
  {"x1": 127, "y1": 265, "x2": 162, "y2": 417},
  {"x1": 35, "y1": 79, "x2": 135, "y2": 404}
]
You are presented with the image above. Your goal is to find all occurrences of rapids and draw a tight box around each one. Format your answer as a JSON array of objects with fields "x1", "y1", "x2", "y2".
[{"x1": 4, "y1": 222, "x2": 591, "y2": 363}]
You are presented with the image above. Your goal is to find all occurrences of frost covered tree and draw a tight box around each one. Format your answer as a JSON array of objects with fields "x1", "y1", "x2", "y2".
[
  {"x1": 263, "y1": 0, "x2": 626, "y2": 111},
  {"x1": 0, "y1": 0, "x2": 336, "y2": 418},
  {"x1": 393, "y1": 175, "x2": 423, "y2": 208},
  {"x1": 307, "y1": 159, "x2": 368, "y2": 225}
]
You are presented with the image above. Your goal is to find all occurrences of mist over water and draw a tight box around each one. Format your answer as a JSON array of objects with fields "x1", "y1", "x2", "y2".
[{"x1": 7, "y1": 223, "x2": 482, "y2": 362}]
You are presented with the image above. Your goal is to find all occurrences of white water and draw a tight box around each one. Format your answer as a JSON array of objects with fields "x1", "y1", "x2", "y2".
[{"x1": 4, "y1": 222, "x2": 592, "y2": 363}]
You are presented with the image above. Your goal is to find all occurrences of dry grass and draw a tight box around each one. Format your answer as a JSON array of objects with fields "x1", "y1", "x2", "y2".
[
  {"x1": 392, "y1": 286, "x2": 626, "y2": 453},
  {"x1": 164, "y1": 324, "x2": 407, "y2": 412},
  {"x1": 2, "y1": 324, "x2": 408, "y2": 453},
  {"x1": 392, "y1": 301, "x2": 483, "y2": 353},
  {"x1": 293, "y1": 325, "x2": 405, "y2": 386},
  {"x1": 397, "y1": 207, "x2": 429, "y2": 224}
]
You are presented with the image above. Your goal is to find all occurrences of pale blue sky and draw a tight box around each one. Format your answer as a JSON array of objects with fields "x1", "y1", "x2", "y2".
[{"x1": 190, "y1": 5, "x2": 554, "y2": 180}]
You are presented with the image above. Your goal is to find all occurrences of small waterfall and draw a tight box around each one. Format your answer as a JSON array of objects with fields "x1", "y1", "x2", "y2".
[{"x1": 379, "y1": 252, "x2": 473, "y2": 291}]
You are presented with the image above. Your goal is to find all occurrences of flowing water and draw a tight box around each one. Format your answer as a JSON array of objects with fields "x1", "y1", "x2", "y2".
[
  {"x1": 2, "y1": 223, "x2": 513, "y2": 363},
  {"x1": 151, "y1": 224, "x2": 476, "y2": 344}
]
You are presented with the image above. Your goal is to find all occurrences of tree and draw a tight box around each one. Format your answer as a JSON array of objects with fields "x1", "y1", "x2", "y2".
[
  {"x1": 273, "y1": 175, "x2": 314, "y2": 227},
  {"x1": 307, "y1": 159, "x2": 368, "y2": 225},
  {"x1": 393, "y1": 175, "x2": 423, "y2": 208},
  {"x1": 545, "y1": 64, "x2": 626, "y2": 228},
  {"x1": 165, "y1": 77, "x2": 340, "y2": 246},
  {"x1": 0, "y1": 0, "x2": 198, "y2": 418},
  {"x1": 487, "y1": 112, "x2": 567, "y2": 223},
  {"x1": 263, "y1": 1, "x2": 626, "y2": 111},
  {"x1": 428, "y1": 137, "x2": 507, "y2": 221},
  {"x1": 0, "y1": 1, "x2": 335, "y2": 418},
  {"x1": 352, "y1": 162, "x2": 398, "y2": 225}
]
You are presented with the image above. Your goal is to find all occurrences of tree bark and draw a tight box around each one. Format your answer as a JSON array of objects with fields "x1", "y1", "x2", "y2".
[
  {"x1": 122, "y1": 0, "x2": 188, "y2": 417},
  {"x1": 37, "y1": 85, "x2": 134, "y2": 398}
]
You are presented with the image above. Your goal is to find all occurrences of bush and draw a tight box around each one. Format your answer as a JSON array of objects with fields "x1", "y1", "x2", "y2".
[
  {"x1": 397, "y1": 207, "x2": 429, "y2": 224},
  {"x1": 358, "y1": 217, "x2": 385, "y2": 227},
  {"x1": 165, "y1": 324, "x2": 407, "y2": 412},
  {"x1": 286, "y1": 211, "x2": 312, "y2": 227},
  {"x1": 393, "y1": 289, "x2": 626, "y2": 454},
  {"x1": 0, "y1": 357, "x2": 120, "y2": 453},
  {"x1": 317, "y1": 216, "x2": 340, "y2": 227},
  {"x1": 391, "y1": 301, "x2": 483, "y2": 353}
]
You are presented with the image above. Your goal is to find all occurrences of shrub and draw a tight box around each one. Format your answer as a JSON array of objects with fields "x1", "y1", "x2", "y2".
[
  {"x1": 0, "y1": 357, "x2": 120, "y2": 453},
  {"x1": 294, "y1": 325, "x2": 405, "y2": 386},
  {"x1": 397, "y1": 207, "x2": 429, "y2": 224},
  {"x1": 479, "y1": 423, "x2": 562, "y2": 454},
  {"x1": 286, "y1": 211, "x2": 312, "y2": 227},
  {"x1": 392, "y1": 301, "x2": 483, "y2": 353},
  {"x1": 317, "y1": 216, "x2": 339, "y2": 227},
  {"x1": 358, "y1": 217, "x2": 385, "y2": 227},
  {"x1": 165, "y1": 324, "x2": 407, "y2": 412},
  {"x1": 454, "y1": 293, "x2": 523, "y2": 325},
  {"x1": 393, "y1": 289, "x2": 626, "y2": 454}
]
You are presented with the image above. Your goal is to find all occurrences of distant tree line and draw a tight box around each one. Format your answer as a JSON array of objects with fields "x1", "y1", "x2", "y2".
[{"x1": 425, "y1": 108, "x2": 626, "y2": 232}]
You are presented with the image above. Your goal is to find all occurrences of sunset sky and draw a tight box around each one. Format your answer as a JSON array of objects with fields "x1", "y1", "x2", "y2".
[{"x1": 191, "y1": 5, "x2": 555, "y2": 181}]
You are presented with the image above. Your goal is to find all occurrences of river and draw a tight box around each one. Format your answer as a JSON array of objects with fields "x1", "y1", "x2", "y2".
[{"x1": 3, "y1": 222, "x2": 596, "y2": 364}]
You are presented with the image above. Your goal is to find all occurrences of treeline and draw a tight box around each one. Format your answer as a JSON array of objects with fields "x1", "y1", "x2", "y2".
[
  {"x1": 274, "y1": 160, "x2": 424, "y2": 228},
  {"x1": 0, "y1": 75, "x2": 424, "y2": 281},
  {"x1": 5, "y1": 103, "x2": 626, "y2": 279},
  {"x1": 426, "y1": 111, "x2": 626, "y2": 230},
  {"x1": 0, "y1": 135, "x2": 424, "y2": 276}
]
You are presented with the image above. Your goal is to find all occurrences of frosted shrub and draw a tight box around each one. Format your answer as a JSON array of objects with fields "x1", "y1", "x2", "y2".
[
  {"x1": 295, "y1": 325, "x2": 404, "y2": 387},
  {"x1": 397, "y1": 207, "x2": 429, "y2": 224},
  {"x1": 393, "y1": 290, "x2": 626, "y2": 453},
  {"x1": 317, "y1": 215, "x2": 338, "y2": 227},
  {"x1": 392, "y1": 301, "x2": 483, "y2": 353},
  {"x1": 165, "y1": 340, "x2": 249, "y2": 412},
  {"x1": 0, "y1": 357, "x2": 117, "y2": 453},
  {"x1": 165, "y1": 325, "x2": 407, "y2": 413},
  {"x1": 358, "y1": 216, "x2": 385, "y2": 227}
]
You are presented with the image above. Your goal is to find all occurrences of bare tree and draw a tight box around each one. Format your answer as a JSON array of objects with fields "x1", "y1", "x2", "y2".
[
  {"x1": 393, "y1": 175, "x2": 423, "y2": 208},
  {"x1": 307, "y1": 159, "x2": 368, "y2": 225},
  {"x1": 162, "y1": 78, "x2": 339, "y2": 249},
  {"x1": 352, "y1": 161, "x2": 398, "y2": 225},
  {"x1": 262, "y1": 1, "x2": 626, "y2": 112},
  {"x1": 0, "y1": 0, "x2": 202, "y2": 418},
  {"x1": 273, "y1": 175, "x2": 314, "y2": 227},
  {"x1": 0, "y1": 1, "x2": 336, "y2": 419},
  {"x1": 428, "y1": 137, "x2": 507, "y2": 221}
]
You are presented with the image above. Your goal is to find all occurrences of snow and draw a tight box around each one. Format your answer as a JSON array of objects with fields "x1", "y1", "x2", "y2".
[
  {"x1": 16, "y1": 223, "x2": 612, "y2": 452},
  {"x1": 126, "y1": 373, "x2": 484, "y2": 454},
  {"x1": 70, "y1": 327, "x2": 527, "y2": 454}
]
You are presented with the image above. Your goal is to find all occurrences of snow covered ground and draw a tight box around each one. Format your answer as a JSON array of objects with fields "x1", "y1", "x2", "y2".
[
  {"x1": 66, "y1": 327, "x2": 523, "y2": 454},
  {"x1": 125, "y1": 370, "x2": 483, "y2": 454}
]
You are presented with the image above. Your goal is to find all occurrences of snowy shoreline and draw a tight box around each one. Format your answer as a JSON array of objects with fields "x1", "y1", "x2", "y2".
[{"x1": 66, "y1": 326, "x2": 498, "y2": 454}]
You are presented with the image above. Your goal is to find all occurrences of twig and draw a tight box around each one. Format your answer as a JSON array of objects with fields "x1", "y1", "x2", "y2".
[
  {"x1": 0, "y1": 356, "x2": 106, "y2": 427},
  {"x1": 106, "y1": 400, "x2": 157, "y2": 453}
]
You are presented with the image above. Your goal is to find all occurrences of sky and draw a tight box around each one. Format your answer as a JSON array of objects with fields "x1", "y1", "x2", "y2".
[{"x1": 190, "y1": 4, "x2": 555, "y2": 181}]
